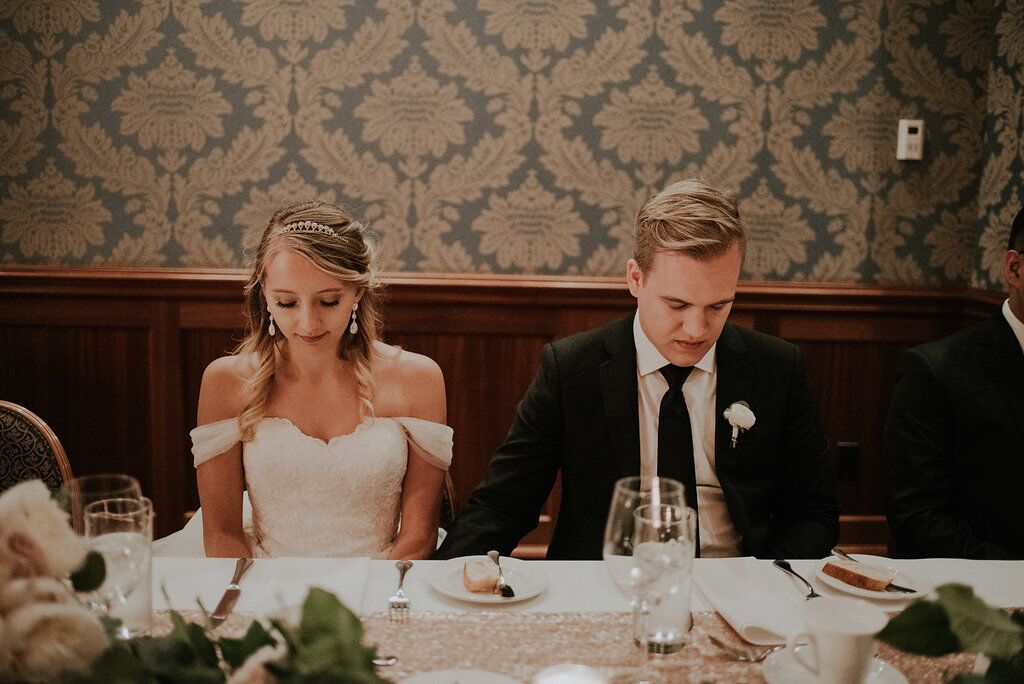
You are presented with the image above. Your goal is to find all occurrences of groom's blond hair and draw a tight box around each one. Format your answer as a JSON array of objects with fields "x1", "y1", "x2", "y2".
[{"x1": 633, "y1": 179, "x2": 746, "y2": 273}]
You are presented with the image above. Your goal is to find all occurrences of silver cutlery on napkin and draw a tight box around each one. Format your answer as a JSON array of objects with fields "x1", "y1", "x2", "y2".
[
  {"x1": 830, "y1": 547, "x2": 916, "y2": 593},
  {"x1": 773, "y1": 559, "x2": 820, "y2": 599},
  {"x1": 209, "y1": 557, "x2": 254, "y2": 628},
  {"x1": 487, "y1": 550, "x2": 515, "y2": 598}
]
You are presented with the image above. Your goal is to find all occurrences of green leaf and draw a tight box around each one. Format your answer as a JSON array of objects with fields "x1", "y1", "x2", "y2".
[
  {"x1": 70, "y1": 551, "x2": 106, "y2": 592},
  {"x1": 270, "y1": 617, "x2": 301, "y2": 655},
  {"x1": 980, "y1": 657, "x2": 1024, "y2": 684},
  {"x1": 169, "y1": 610, "x2": 220, "y2": 667},
  {"x1": 936, "y1": 584, "x2": 1024, "y2": 660},
  {"x1": 297, "y1": 587, "x2": 363, "y2": 646},
  {"x1": 876, "y1": 600, "x2": 961, "y2": 656},
  {"x1": 134, "y1": 635, "x2": 224, "y2": 684},
  {"x1": 67, "y1": 642, "x2": 154, "y2": 684},
  {"x1": 131, "y1": 612, "x2": 224, "y2": 683},
  {"x1": 219, "y1": 620, "x2": 277, "y2": 668}
]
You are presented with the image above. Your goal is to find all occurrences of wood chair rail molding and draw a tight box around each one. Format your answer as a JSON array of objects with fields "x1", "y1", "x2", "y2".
[
  {"x1": 0, "y1": 266, "x2": 1004, "y2": 553},
  {"x1": 0, "y1": 265, "x2": 1004, "y2": 310}
]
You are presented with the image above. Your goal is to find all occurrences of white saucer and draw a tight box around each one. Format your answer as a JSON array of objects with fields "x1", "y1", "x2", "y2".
[
  {"x1": 404, "y1": 669, "x2": 521, "y2": 683},
  {"x1": 817, "y1": 555, "x2": 930, "y2": 601},
  {"x1": 429, "y1": 556, "x2": 548, "y2": 604},
  {"x1": 762, "y1": 645, "x2": 907, "y2": 684}
]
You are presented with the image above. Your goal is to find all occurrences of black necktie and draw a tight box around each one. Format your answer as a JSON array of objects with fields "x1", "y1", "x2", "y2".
[{"x1": 658, "y1": 364, "x2": 701, "y2": 556}]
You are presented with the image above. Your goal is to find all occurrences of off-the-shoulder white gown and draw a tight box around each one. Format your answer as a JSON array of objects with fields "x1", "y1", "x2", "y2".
[{"x1": 156, "y1": 415, "x2": 452, "y2": 558}]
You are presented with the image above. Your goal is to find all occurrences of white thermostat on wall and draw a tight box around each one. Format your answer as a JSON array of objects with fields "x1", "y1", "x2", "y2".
[{"x1": 896, "y1": 118, "x2": 924, "y2": 160}]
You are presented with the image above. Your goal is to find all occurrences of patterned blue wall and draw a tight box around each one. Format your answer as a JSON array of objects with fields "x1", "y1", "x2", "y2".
[{"x1": 0, "y1": 0, "x2": 1020, "y2": 287}]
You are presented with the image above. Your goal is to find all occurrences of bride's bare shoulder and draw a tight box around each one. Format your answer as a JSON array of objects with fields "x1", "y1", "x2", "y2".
[
  {"x1": 203, "y1": 353, "x2": 257, "y2": 386},
  {"x1": 372, "y1": 342, "x2": 445, "y2": 420},
  {"x1": 373, "y1": 342, "x2": 440, "y2": 381},
  {"x1": 199, "y1": 354, "x2": 259, "y2": 420}
]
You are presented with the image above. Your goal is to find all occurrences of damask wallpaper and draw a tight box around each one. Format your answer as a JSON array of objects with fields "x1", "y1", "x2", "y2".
[{"x1": 0, "y1": 0, "x2": 1021, "y2": 287}]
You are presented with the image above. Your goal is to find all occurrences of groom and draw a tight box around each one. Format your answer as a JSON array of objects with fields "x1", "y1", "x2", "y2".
[{"x1": 436, "y1": 179, "x2": 839, "y2": 560}]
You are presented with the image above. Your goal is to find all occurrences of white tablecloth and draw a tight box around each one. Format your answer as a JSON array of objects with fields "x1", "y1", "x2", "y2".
[{"x1": 154, "y1": 555, "x2": 1024, "y2": 619}]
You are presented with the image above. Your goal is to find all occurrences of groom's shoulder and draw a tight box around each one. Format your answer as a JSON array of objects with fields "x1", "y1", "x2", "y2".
[{"x1": 548, "y1": 315, "x2": 632, "y2": 363}]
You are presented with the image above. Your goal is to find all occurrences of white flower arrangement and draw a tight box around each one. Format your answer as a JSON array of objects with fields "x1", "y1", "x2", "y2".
[
  {"x1": 723, "y1": 401, "x2": 756, "y2": 448},
  {"x1": 0, "y1": 481, "x2": 107, "y2": 682},
  {"x1": 0, "y1": 478, "x2": 387, "y2": 683}
]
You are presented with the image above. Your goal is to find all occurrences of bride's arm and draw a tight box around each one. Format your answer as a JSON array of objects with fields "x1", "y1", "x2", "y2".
[
  {"x1": 196, "y1": 357, "x2": 252, "y2": 558},
  {"x1": 389, "y1": 355, "x2": 447, "y2": 561}
]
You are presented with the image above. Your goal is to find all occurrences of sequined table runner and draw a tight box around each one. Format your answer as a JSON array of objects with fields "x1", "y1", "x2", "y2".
[{"x1": 156, "y1": 610, "x2": 976, "y2": 682}]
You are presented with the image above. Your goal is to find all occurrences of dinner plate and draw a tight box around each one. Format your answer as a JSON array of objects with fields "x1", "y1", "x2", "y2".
[
  {"x1": 429, "y1": 556, "x2": 547, "y2": 604},
  {"x1": 762, "y1": 645, "x2": 907, "y2": 684},
  {"x1": 816, "y1": 555, "x2": 930, "y2": 600}
]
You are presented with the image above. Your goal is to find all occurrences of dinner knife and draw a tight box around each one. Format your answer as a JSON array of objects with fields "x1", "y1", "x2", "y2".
[{"x1": 210, "y1": 557, "x2": 254, "y2": 627}]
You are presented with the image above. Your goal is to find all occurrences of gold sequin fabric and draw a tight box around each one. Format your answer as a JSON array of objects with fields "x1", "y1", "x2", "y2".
[{"x1": 156, "y1": 610, "x2": 978, "y2": 682}]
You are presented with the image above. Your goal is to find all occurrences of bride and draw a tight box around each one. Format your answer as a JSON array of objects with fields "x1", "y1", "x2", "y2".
[{"x1": 190, "y1": 200, "x2": 451, "y2": 559}]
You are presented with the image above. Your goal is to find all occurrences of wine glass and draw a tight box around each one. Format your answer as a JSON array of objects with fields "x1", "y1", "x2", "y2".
[
  {"x1": 84, "y1": 496, "x2": 153, "y2": 638},
  {"x1": 602, "y1": 476, "x2": 686, "y2": 596},
  {"x1": 57, "y1": 474, "x2": 143, "y2": 535}
]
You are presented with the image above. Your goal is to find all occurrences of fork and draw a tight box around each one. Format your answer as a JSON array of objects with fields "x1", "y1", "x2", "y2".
[
  {"x1": 707, "y1": 634, "x2": 781, "y2": 662},
  {"x1": 388, "y1": 560, "x2": 412, "y2": 622},
  {"x1": 487, "y1": 550, "x2": 515, "y2": 598},
  {"x1": 773, "y1": 559, "x2": 821, "y2": 599}
]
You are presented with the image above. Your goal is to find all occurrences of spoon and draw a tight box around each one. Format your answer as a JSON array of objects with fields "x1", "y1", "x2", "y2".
[
  {"x1": 487, "y1": 550, "x2": 515, "y2": 598},
  {"x1": 773, "y1": 559, "x2": 821, "y2": 599}
]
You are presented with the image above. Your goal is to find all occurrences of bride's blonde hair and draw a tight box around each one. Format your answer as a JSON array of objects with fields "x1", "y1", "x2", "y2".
[{"x1": 235, "y1": 199, "x2": 383, "y2": 441}]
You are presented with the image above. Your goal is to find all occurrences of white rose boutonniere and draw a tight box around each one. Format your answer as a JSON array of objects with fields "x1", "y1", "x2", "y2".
[{"x1": 723, "y1": 401, "x2": 756, "y2": 448}]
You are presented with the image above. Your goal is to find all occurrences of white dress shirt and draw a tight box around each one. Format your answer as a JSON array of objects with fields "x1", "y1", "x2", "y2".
[
  {"x1": 1002, "y1": 300, "x2": 1024, "y2": 355},
  {"x1": 633, "y1": 313, "x2": 742, "y2": 557}
]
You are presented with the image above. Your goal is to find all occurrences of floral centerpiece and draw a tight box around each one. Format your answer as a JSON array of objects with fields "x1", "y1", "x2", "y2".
[
  {"x1": 878, "y1": 583, "x2": 1024, "y2": 682},
  {"x1": 0, "y1": 480, "x2": 388, "y2": 683}
]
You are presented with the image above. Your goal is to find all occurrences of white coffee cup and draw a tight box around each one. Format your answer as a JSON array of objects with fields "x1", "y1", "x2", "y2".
[{"x1": 785, "y1": 596, "x2": 888, "y2": 684}]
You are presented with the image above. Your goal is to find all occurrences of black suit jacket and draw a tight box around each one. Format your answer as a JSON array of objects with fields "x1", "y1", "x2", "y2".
[
  {"x1": 437, "y1": 316, "x2": 839, "y2": 560},
  {"x1": 886, "y1": 313, "x2": 1024, "y2": 559}
]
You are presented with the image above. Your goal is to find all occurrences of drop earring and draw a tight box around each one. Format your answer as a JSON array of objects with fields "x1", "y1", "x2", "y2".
[
  {"x1": 349, "y1": 301, "x2": 359, "y2": 335},
  {"x1": 267, "y1": 307, "x2": 276, "y2": 336}
]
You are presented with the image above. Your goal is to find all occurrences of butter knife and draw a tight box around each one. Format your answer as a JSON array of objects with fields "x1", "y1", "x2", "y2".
[{"x1": 209, "y1": 557, "x2": 254, "y2": 627}]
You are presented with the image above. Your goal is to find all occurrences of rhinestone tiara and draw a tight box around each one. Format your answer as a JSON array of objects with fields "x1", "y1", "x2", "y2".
[{"x1": 281, "y1": 220, "x2": 339, "y2": 238}]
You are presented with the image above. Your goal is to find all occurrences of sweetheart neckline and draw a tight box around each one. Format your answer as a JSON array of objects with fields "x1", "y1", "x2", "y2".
[{"x1": 260, "y1": 415, "x2": 398, "y2": 446}]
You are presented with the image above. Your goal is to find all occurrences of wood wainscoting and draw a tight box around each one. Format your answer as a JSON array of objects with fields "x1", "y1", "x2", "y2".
[{"x1": 0, "y1": 267, "x2": 1002, "y2": 556}]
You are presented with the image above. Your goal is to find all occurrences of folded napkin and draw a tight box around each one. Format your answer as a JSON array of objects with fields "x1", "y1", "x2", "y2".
[{"x1": 694, "y1": 557, "x2": 805, "y2": 645}]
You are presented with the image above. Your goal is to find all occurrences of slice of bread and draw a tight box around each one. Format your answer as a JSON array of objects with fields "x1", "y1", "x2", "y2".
[
  {"x1": 822, "y1": 558, "x2": 896, "y2": 592},
  {"x1": 463, "y1": 556, "x2": 499, "y2": 594}
]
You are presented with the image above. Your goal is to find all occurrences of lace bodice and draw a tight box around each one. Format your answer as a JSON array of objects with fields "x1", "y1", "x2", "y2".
[{"x1": 190, "y1": 416, "x2": 452, "y2": 558}]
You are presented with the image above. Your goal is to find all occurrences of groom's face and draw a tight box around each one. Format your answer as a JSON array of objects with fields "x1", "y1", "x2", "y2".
[{"x1": 627, "y1": 244, "x2": 742, "y2": 367}]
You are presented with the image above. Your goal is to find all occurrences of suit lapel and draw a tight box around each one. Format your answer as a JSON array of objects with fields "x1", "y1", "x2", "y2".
[
  {"x1": 714, "y1": 325, "x2": 755, "y2": 465},
  {"x1": 978, "y1": 314, "x2": 1024, "y2": 442},
  {"x1": 599, "y1": 317, "x2": 641, "y2": 479}
]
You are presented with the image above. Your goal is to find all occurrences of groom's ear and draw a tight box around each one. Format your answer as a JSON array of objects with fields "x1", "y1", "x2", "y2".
[{"x1": 626, "y1": 259, "x2": 644, "y2": 296}]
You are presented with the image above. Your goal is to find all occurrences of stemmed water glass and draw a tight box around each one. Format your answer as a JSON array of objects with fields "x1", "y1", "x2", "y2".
[
  {"x1": 57, "y1": 473, "x2": 144, "y2": 535},
  {"x1": 84, "y1": 496, "x2": 154, "y2": 638},
  {"x1": 602, "y1": 476, "x2": 687, "y2": 597}
]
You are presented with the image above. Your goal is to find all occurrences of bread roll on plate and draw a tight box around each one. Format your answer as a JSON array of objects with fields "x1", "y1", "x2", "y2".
[
  {"x1": 463, "y1": 557, "x2": 499, "y2": 593},
  {"x1": 821, "y1": 558, "x2": 895, "y2": 592}
]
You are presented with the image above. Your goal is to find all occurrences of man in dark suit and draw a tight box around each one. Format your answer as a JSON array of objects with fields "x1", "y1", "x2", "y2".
[
  {"x1": 886, "y1": 207, "x2": 1024, "y2": 559},
  {"x1": 437, "y1": 179, "x2": 839, "y2": 560}
]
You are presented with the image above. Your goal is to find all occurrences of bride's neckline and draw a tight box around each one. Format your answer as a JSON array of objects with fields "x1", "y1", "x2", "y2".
[{"x1": 259, "y1": 415, "x2": 394, "y2": 446}]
